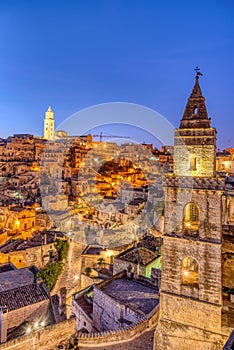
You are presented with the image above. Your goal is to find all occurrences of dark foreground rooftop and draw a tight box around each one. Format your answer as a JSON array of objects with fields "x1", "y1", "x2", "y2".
[
  {"x1": 0, "y1": 282, "x2": 49, "y2": 311},
  {"x1": 100, "y1": 277, "x2": 159, "y2": 315}
]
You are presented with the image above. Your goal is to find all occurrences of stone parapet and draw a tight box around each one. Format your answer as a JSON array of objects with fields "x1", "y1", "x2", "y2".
[
  {"x1": 163, "y1": 175, "x2": 225, "y2": 191},
  {"x1": 77, "y1": 304, "x2": 159, "y2": 347}
]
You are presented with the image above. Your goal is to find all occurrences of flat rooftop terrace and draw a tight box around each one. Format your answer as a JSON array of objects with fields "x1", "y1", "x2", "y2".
[{"x1": 101, "y1": 278, "x2": 159, "y2": 315}]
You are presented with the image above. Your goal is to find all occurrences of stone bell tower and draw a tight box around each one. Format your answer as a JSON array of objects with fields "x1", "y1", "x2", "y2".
[
  {"x1": 43, "y1": 106, "x2": 55, "y2": 141},
  {"x1": 154, "y1": 71, "x2": 228, "y2": 349}
]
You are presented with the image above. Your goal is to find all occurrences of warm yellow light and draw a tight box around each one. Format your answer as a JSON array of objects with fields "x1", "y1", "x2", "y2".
[
  {"x1": 185, "y1": 222, "x2": 191, "y2": 228},
  {"x1": 183, "y1": 270, "x2": 189, "y2": 276},
  {"x1": 105, "y1": 250, "x2": 112, "y2": 258}
]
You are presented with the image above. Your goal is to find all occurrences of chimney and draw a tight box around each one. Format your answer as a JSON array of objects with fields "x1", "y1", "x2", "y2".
[
  {"x1": 0, "y1": 306, "x2": 8, "y2": 343},
  {"x1": 43, "y1": 233, "x2": 47, "y2": 245}
]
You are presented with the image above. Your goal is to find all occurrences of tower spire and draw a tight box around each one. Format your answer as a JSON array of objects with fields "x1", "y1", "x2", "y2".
[{"x1": 179, "y1": 69, "x2": 210, "y2": 129}]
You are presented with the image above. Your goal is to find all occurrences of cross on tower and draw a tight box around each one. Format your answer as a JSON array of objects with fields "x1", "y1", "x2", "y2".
[
  {"x1": 194, "y1": 66, "x2": 203, "y2": 77},
  {"x1": 194, "y1": 66, "x2": 200, "y2": 75}
]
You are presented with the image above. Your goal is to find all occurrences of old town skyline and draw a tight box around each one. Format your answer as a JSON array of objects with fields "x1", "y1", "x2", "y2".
[
  {"x1": 0, "y1": 0, "x2": 234, "y2": 149},
  {"x1": 1, "y1": 1, "x2": 234, "y2": 349}
]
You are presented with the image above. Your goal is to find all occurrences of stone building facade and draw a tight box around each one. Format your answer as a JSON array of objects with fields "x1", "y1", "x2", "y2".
[
  {"x1": 0, "y1": 265, "x2": 53, "y2": 343},
  {"x1": 154, "y1": 74, "x2": 230, "y2": 349},
  {"x1": 72, "y1": 270, "x2": 159, "y2": 335}
]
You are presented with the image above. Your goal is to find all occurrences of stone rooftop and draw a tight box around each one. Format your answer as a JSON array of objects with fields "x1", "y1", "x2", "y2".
[
  {"x1": 9, "y1": 206, "x2": 25, "y2": 213},
  {"x1": 128, "y1": 198, "x2": 146, "y2": 206},
  {"x1": 100, "y1": 277, "x2": 158, "y2": 315},
  {"x1": 0, "y1": 267, "x2": 34, "y2": 292},
  {"x1": 137, "y1": 233, "x2": 162, "y2": 252},
  {"x1": 0, "y1": 262, "x2": 15, "y2": 273},
  {"x1": 0, "y1": 231, "x2": 57, "y2": 253},
  {"x1": 117, "y1": 246, "x2": 158, "y2": 266},
  {"x1": 82, "y1": 245, "x2": 106, "y2": 255},
  {"x1": 0, "y1": 282, "x2": 50, "y2": 311}
]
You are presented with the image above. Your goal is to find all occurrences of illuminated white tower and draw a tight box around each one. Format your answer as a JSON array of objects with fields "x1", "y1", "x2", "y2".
[{"x1": 43, "y1": 106, "x2": 55, "y2": 140}]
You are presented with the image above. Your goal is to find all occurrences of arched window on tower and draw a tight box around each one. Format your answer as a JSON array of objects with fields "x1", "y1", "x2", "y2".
[
  {"x1": 183, "y1": 202, "x2": 199, "y2": 236},
  {"x1": 189, "y1": 155, "x2": 197, "y2": 171},
  {"x1": 181, "y1": 256, "x2": 199, "y2": 287},
  {"x1": 193, "y1": 105, "x2": 198, "y2": 114}
]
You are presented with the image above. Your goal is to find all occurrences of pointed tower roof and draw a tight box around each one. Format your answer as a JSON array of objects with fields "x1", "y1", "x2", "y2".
[
  {"x1": 179, "y1": 75, "x2": 210, "y2": 129},
  {"x1": 45, "y1": 106, "x2": 54, "y2": 120}
]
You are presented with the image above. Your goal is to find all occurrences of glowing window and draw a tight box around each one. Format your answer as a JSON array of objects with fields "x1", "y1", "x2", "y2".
[
  {"x1": 190, "y1": 155, "x2": 197, "y2": 171},
  {"x1": 183, "y1": 202, "x2": 199, "y2": 234},
  {"x1": 181, "y1": 256, "x2": 199, "y2": 286}
]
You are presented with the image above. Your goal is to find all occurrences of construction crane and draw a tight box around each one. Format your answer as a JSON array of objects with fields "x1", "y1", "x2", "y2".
[{"x1": 93, "y1": 132, "x2": 130, "y2": 142}]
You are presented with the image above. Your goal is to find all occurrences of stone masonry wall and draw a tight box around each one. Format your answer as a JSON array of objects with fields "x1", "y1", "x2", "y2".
[
  {"x1": 154, "y1": 319, "x2": 228, "y2": 350},
  {"x1": 6, "y1": 299, "x2": 50, "y2": 330},
  {"x1": 164, "y1": 186, "x2": 223, "y2": 241},
  {"x1": 174, "y1": 127, "x2": 216, "y2": 178},
  {"x1": 0, "y1": 317, "x2": 76, "y2": 350},
  {"x1": 159, "y1": 292, "x2": 222, "y2": 333},
  {"x1": 92, "y1": 286, "x2": 141, "y2": 331},
  {"x1": 161, "y1": 236, "x2": 222, "y2": 305}
]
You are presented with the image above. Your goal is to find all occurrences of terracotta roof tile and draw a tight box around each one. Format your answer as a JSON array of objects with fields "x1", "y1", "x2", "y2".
[{"x1": 0, "y1": 283, "x2": 49, "y2": 311}]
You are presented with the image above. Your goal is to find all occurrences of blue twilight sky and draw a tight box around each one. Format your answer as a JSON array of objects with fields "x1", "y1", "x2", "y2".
[{"x1": 0, "y1": 0, "x2": 233, "y2": 149}]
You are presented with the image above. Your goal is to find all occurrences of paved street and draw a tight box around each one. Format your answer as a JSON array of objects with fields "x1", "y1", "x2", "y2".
[{"x1": 52, "y1": 240, "x2": 84, "y2": 297}]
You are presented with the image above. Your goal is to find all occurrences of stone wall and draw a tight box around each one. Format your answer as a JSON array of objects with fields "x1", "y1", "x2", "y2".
[
  {"x1": 174, "y1": 128, "x2": 216, "y2": 178},
  {"x1": 0, "y1": 317, "x2": 76, "y2": 350},
  {"x1": 154, "y1": 319, "x2": 228, "y2": 350},
  {"x1": 78, "y1": 305, "x2": 159, "y2": 348},
  {"x1": 93, "y1": 286, "x2": 141, "y2": 331},
  {"x1": 5, "y1": 299, "x2": 50, "y2": 331},
  {"x1": 72, "y1": 299, "x2": 93, "y2": 333},
  {"x1": 113, "y1": 258, "x2": 145, "y2": 277},
  {"x1": 0, "y1": 242, "x2": 56, "y2": 269},
  {"x1": 159, "y1": 292, "x2": 222, "y2": 333},
  {"x1": 161, "y1": 236, "x2": 222, "y2": 305},
  {"x1": 164, "y1": 183, "x2": 223, "y2": 242},
  {"x1": 80, "y1": 273, "x2": 103, "y2": 289},
  {"x1": 113, "y1": 258, "x2": 130, "y2": 276}
]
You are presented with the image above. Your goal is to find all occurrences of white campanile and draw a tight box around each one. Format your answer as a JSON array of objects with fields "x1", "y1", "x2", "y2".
[{"x1": 43, "y1": 106, "x2": 55, "y2": 140}]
